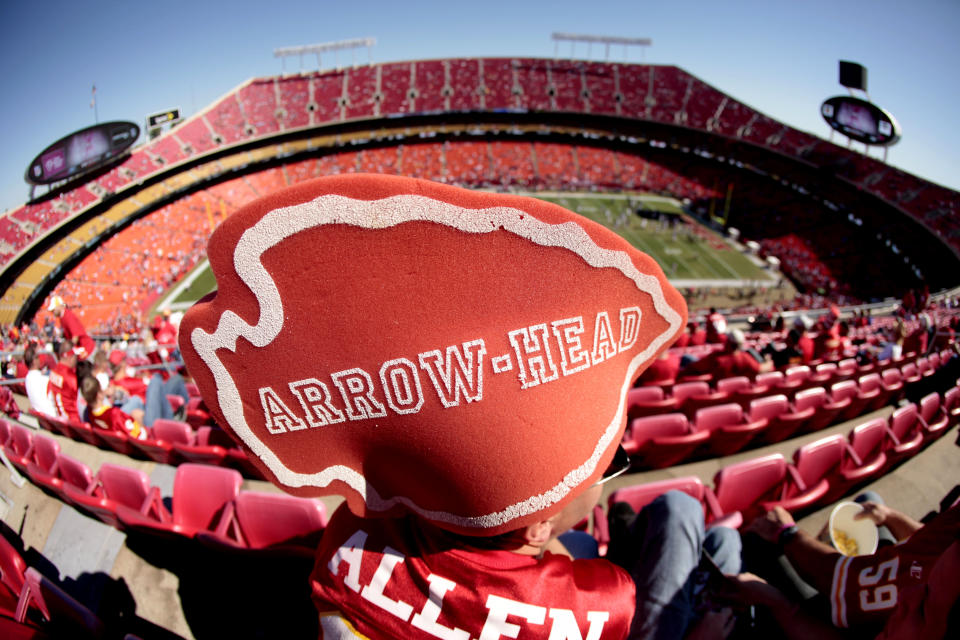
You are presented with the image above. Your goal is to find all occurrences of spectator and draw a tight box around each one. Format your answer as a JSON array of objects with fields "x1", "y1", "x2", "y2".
[
  {"x1": 731, "y1": 497, "x2": 959, "y2": 637},
  {"x1": 48, "y1": 339, "x2": 81, "y2": 423},
  {"x1": 24, "y1": 343, "x2": 56, "y2": 417},
  {"x1": 48, "y1": 296, "x2": 95, "y2": 359},
  {"x1": 636, "y1": 350, "x2": 681, "y2": 386},
  {"x1": 79, "y1": 375, "x2": 148, "y2": 440},
  {"x1": 705, "y1": 307, "x2": 727, "y2": 344},
  {"x1": 681, "y1": 328, "x2": 772, "y2": 379}
]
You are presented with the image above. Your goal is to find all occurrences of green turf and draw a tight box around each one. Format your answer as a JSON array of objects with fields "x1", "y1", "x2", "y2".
[
  {"x1": 163, "y1": 193, "x2": 769, "y2": 309},
  {"x1": 534, "y1": 194, "x2": 766, "y2": 281}
]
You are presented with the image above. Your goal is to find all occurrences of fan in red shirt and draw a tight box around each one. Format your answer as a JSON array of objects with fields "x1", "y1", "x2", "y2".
[
  {"x1": 47, "y1": 339, "x2": 81, "y2": 423},
  {"x1": 48, "y1": 296, "x2": 95, "y2": 360},
  {"x1": 681, "y1": 329, "x2": 772, "y2": 379},
  {"x1": 79, "y1": 376, "x2": 148, "y2": 440}
]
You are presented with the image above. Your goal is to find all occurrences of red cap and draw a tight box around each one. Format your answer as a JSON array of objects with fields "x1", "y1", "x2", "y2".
[{"x1": 179, "y1": 174, "x2": 687, "y2": 534}]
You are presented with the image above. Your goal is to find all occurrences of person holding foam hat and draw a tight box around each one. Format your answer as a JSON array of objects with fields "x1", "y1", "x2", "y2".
[
  {"x1": 47, "y1": 295, "x2": 96, "y2": 360},
  {"x1": 179, "y1": 174, "x2": 739, "y2": 639}
]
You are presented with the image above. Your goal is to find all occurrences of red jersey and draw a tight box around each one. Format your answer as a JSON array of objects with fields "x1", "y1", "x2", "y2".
[
  {"x1": 48, "y1": 362, "x2": 80, "y2": 423},
  {"x1": 829, "y1": 505, "x2": 960, "y2": 630},
  {"x1": 60, "y1": 309, "x2": 95, "y2": 359},
  {"x1": 312, "y1": 506, "x2": 635, "y2": 640},
  {"x1": 637, "y1": 353, "x2": 680, "y2": 385},
  {"x1": 86, "y1": 404, "x2": 147, "y2": 440}
]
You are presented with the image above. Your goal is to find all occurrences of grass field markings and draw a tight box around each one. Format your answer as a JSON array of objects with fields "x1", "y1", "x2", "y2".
[{"x1": 700, "y1": 247, "x2": 742, "y2": 279}]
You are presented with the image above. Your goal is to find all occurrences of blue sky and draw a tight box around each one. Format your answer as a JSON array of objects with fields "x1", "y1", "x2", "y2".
[{"x1": 1, "y1": 0, "x2": 958, "y2": 214}]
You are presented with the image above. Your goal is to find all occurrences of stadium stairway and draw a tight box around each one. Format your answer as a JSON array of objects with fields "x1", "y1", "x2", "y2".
[{"x1": 0, "y1": 390, "x2": 957, "y2": 638}]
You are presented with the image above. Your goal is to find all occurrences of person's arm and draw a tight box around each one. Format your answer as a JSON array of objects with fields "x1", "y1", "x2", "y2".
[
  {"x1": 720, "y1": 573, "x2": 847, "y2": 640},
  {"x1": 746, "y1": 507, "x2": 840, "y2": 595},
  {"x1": 854, "y1": 501, "x2": 922, "y2": 541}
]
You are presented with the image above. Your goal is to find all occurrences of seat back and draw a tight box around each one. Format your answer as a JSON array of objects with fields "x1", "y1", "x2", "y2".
[
  {"x1": 849, "y1": 418, "x2": 888, "y2": 460},
  {"x1": 57, "y1": 454, "x2": 95, "y2": 492},
  {"x1": 8, "y1": 424, "x2": 34, "y2": 457},
  {"x1": 98, "y1": 463, "x2": 152, "y2": 511},
  {"x1": 694, "y1": 403, "x2": 742, "y2": 432},
  {"x1": 627, "y1": 386, "x2": 664, "y2": 407},
  {"x1": 607, "y1": 477, "x2": 705, "y2": 513},
  {"x1": 713, "y1": 454, "x2": 787, "y2": 513},
  {"x1": 793, "y1": 386, "x2": 826, "y2": 412},
  {"x1": 31, "y1": 434, "x2": 60, "y2": 472},
  {"x1": 716, "y1": 376, "x2": 750, "y2": 394},
  {"x1": 919, "y1": 392, "x2": 942, "y2": 423},
  {"x1": 0, "y1": 532, "x2": 27, "y2": 597},
  {"x1": 0, "y1": 419, "x2": 11, "y2": 447},
  {"x1": 889, "y1": 404, "x2": 919, "y2": 441},
  {"x1": 671, "y1": 381, "x2": 710, "y2": 405},
  {"x1": 754, "y1": 371, "x2": 784, "y2": 388},
  {"x1": 881, "y1": 368, "x2": 902, "y2": 386},
  {"x1": 814, "y1": 363, "x2": 837, "y2": 379},
  {"x1": 749, "y1": 394, "x2": 788, "y2": 422},
  {"x1": 901, "y1": 362, "x2": 919, "y2": 380},
  {"x1": 172, "y1": 464, "x2": 242, "y2": 529},
  {"x1": 151, "y1": 419, "x2": 194, "y2": 445},
  {"x1": 793, "y1": 435, "x2": 846, "y2": 485},
  {"x1": 629, "y1": 413, "x2": 689, "y2": 442},
  {"x1": 235, "y1": 491, "x2": 328, "y2": 549},
  {"x1": 857, "y1": 373, "x2": 882, "y2": 394},
  {"x1": 784, "y1": 366, "x2": 811, "y2": 385},
  {"x1": 15, "y1": 567, "x2": 105, "y2": 636},
  {"x1": 830, "y1": 380, "x2": 858, "y2": 403}
]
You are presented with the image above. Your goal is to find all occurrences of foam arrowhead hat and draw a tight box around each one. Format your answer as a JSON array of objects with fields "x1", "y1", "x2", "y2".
[{"x1": 179, "y1": 174, "x2": 687, "y2": 535}]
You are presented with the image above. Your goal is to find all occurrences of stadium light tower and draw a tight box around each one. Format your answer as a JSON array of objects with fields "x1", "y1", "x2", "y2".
[
  {"x1": 551, "y1": 33, "x2": 652, "y2": 61},
  {"x1": 273, "y1": 37, "x2": 376, "y2": 73}
]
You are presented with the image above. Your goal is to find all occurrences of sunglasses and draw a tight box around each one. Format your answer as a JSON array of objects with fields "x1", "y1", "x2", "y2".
[{"x1": 596, "y1": 444, "x2": 631, "y2": 485}]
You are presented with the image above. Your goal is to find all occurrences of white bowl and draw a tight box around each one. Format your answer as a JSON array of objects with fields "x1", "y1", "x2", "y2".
[{"x1": 829, "y1": 501, "x2": 879, "y2": 556}]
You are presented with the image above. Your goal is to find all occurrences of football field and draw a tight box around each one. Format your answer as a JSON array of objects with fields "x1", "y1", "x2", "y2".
[{"x1": 163, "y1": 192, "x2": 772, "y2": 312}]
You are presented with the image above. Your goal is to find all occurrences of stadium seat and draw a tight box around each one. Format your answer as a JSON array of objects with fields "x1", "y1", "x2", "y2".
[
  {"x1": 831, "y1": 379, "x2": 867, "y2": 422},
  {"x1": 879, "y1": 368, "x2": 905, "y2": 405},
  {"x1": 809, "y1": 363, "x2": 837, "y2": 387},
  {"x1": 916, "y1": 391, "x2": 951, "y2": 441},
  {"x1": 65, "y1": 463, "x2": 165, "y2": 530},
  {"x1": 91, "y1": 426, "x2": 135, "y2": 457},
  {"x1": 792, "y1": 386, "x2": 837, "y2": 433},
  {"x1": 5, "y1": 424, "x2": 35, "y2": 472},
  {"x1": 15, "y1": 567, "x2": 105, "y2": 637},
  {"x1": 23, "y1": 435, "x2": 60, "y2": 493},
  {"x1": 693, "y1": 403, "x2": 768, "y2": 456},
  {"x1": 885, "y1": 404, "x2": 925, "y2": 464},
  {"x1": 605, "y1": 476, "x2": 740, "y2": 531},
  {"x1": 151, "y1": 420, "x2": 228, "y2": 466},
  {"x1": 749, "y1": 394, "x2": 813, "y2": 444},
  {"x1": 33, "y1": 413, "x2": 71, "y2": 439},
  {"x1": 715, "y1": 376, "x2": 751, "y2": 395},
  {"x1": 126, "y1": 430, "x2": 176, "y2": 466},
  {"x1": 943, "y1": 386, "x2": 960, "y2": 421},
  {"x1": 856, "y1": 373, "x2": 887, "y2": 412},
  {"x1": 117, "y1": 464, "x2": 242, "y2": 538},
  {"x1": 759, "y1": 434, "x2": 841, "y2": 511},
  {"x1": 0, "y1": 532, "x2": 27, "y2": 615},
  {"x1": 900, "y1": 362, "x2": 922, "y2": 385},
  {"x1": 837, "y1": 418, "x2": 890, "y2": 494},
  {"x1": 625, "y1": 386, "x2": 676, "y2": 419},
  {"x1": 623, "y1": 413, "x2": 709, "y2": 469},
  {"x1": 778, "y1": 365, "x2": 812, "y2": 396},
  {"x1": 202, "y1": 491, "x2": 328, "y2": 554},
  {"x1": 679, "y1": 382, "x2": 731, "y2": 418},
  {"x1": 54, "y1": 454, "x2": 96, "y2": 506},
  {"x1": 712, "y1": 454, "x2": 796, "y2": 523},
  {"x1": 0, "y1": 420, "x2": 11, "y2": 448}
]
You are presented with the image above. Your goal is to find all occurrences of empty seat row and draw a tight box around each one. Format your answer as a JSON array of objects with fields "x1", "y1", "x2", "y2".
[
  {"x1": 0, "y1": 422, "x2": 328, "y2": 556},
  {"x1": 597, "y1": 389, "x2": 956, "y2": 555}
]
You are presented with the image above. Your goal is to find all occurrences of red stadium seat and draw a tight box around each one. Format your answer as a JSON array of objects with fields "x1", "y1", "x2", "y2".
[
  {"x1": 900, "y1": 362, "x2": 922, "y2": 385},
  {"x1": 65, "y1": 463, "x2": 165, "y2": 529},
  {"x1": 693, "y1": 403, "x2": 768, "y2": 456},
  {"x1": 0, "y1": 420, "x2": 11, "y2": 447},
  {"x1": 831, "y1": 379, "x2": 866, "y2": 422},
  {"x1": 5, "y1": 425, "x2": 35, "y2": 472},
  {"x1": 623, "y1": 413, "x2": 709, "y2": 469},
  {"x1": 713, "y1": 454, "x2": 792, "y2": 523},
  {"x1": 91, "y1": 426, "x2": 135, "y2": 457},
  {"x1": 151, "y1": 420, "x2": 228, "y2": 466},
  {"x1": 879, "y1": 368, "x2": 905, "y2": 405},
  {"x1": 23, "y1": 435, "x2": 60, "y2": 493},
  {"x1": 15, "y1": 567, "x2": 105, "y2": 637},
  {"x1": 715, "y1": 376, "x2": 751, "y2": 395},
  {"x1": 838, "y1": 418, "x2": 890, "y2": 493},
  {"x1": 606, "y1": 476, "x2": 739, "y2": 530},
  {"x1": 792, "y1": 386, "x2": 837, "y2": 433},
  {"x1": 54, "y1": 454, "x2": 96, "y2": 506},
  {"x1": 916, "y1": 392, "x2": 951, "y2": 441},
  {"x1": 625, "y1": 386, "x2": 676, "y2": 419},
  {"x1": 202, "y1": 491, "x2": 328, "y2": 554},
  {"x1": 118, "y1": 464, "x2": 241, "y2": 538},
  {"x1": 0, "y1": 532, "x2": 27, "y2": 614},
  {"x1": 856, "y1": 373, "x2": 887, "y2": 412},
  {"x1": 749, "y1": 394, "x2": 814, "y2": 444},
  {"x1": 885, "y1": 404, "x2": 925, "y2": 464}
]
